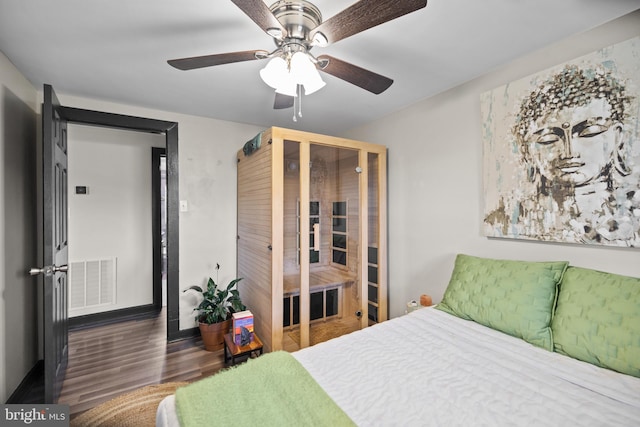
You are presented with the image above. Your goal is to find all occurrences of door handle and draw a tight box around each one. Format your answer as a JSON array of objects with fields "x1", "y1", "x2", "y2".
[{"x1": 29, "y1": 265, "x2": 68, "y2": 277}]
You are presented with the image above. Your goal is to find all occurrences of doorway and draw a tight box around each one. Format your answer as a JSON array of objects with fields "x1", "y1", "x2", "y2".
[
  {"x1": 60, "y1": 106, "x2": 180, "y2": 339},
  {"x1": 66, "y1": 126, "x2": 165, "y2": 324}
]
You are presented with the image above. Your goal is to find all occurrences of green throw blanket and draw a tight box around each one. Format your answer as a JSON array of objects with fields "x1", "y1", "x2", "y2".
[{"x1": 175, "y1": 351, "x2": 355, "y2": 427}]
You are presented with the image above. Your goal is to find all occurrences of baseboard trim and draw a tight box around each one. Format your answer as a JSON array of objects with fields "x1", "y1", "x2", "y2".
[
  {"x1": 69, "y1": 304, "x2": 161, "y2": 331},
  {"x1": 6, "y1": 360, "x2": 44, "y2": 404},
  {"x1": 169, "y1": 326, "x2": 199, "y2": 342}
]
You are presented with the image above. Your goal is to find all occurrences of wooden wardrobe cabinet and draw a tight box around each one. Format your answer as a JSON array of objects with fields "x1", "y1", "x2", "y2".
[{"x1": 237, "y1": 127, "x2": 387, "y2": 352}]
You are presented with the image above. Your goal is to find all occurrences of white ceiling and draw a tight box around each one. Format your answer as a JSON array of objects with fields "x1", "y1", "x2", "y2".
[{"x1": 1, "y1": 0, "x2": 639, "y2": 135}]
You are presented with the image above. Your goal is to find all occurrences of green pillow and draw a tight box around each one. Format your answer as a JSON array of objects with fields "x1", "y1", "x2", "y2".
[
  {"x1": 552, "y1": 266, "x2": 640, "y2": 378},
  {"x1": 436, "y1": 254, "x2": 568, "y2": 351}
]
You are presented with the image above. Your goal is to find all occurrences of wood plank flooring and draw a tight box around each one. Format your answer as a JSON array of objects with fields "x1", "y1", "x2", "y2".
[{"x1": 59, "y1": 311, "x2": 226, "y2": 419}]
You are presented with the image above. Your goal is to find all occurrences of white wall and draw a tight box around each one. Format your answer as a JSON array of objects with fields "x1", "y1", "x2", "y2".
[
  {"x1": 0, "y1": 51, "x2": 39, "y2": 403},
  {"x1": 48, "y1": 93, "x2": 265, "y2": 329},
  {"x1": 346, "y1": 11, "x2": 640, "y2": 318},
  {"x1": 67, "y1": 124, "x2": 165, "y2": 316}
]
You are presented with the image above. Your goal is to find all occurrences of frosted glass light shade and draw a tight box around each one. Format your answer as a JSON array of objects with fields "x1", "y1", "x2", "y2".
[
  {"x1": 290, "y1": 52, "x2": 315, "y2": 81},
  {"x1": 303, "y1": 73, "x2": 326, "y2": 95},
  {"x1": 259, "y1": 57, "x2": 288, "y2": 89},
  {"x1": 291, "y1": 52, "x2": 325, "y2": 95}
]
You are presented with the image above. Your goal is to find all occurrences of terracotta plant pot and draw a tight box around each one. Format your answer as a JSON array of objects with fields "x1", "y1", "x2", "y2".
[{"x1": 198, "y1": 319, "x2": 231, "y2": 351}]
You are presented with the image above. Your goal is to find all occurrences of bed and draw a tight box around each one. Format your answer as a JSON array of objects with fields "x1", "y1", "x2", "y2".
[{"x1": 156, "y1": 255, "x2": 640, "y2": 426}]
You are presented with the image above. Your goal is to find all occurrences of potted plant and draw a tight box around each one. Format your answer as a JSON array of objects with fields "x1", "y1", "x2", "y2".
[{"x1": 185, "y1": 264, "x2": 246, "y2": 351}]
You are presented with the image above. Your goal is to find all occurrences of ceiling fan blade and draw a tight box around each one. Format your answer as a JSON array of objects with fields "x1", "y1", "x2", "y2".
[
  {"x1": 273, "y1": 92, "x2": 295, "y2": 109},
  {"x1": 167, "y1": 50, "x2": 265, "y2": 70},
  {"x1": 231, "y1": 0, "x2": 287, "y2": 38},
  {"x1": 311, "y1": 0, "x2": 427, "y2": 46},
  {"x1": 317, "y1": 55, "x2": 393, "y2": 94}
]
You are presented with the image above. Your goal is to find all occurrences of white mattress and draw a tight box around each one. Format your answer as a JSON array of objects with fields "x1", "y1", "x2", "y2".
[{"x1": 157, "y1": 308, "x2": 640, "y2": 426}]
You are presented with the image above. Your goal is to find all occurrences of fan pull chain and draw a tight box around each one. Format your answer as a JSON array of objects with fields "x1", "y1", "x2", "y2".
[
  {"x1": 292, "y1": 87, "x2": 297, "y2": 122},
  {"x1": 292, "y1": 98, "x2": 297, "y2": 122},
  {"x1": 292, "y1": 84, "x2": 303, "y2": 122},
  {"x1": 293, "y1": 85, "x2": 302, "y2": 122},
  {"x1": 298, "y1": 84, "x2": 303, "y2": 118}
]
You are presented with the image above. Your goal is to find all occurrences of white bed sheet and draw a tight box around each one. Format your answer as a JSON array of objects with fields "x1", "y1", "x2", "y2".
[{"x1": 157, "y1": 308, "x2": 640, "y2": 426}]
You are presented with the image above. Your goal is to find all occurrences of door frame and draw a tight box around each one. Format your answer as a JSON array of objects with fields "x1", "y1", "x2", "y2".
[
  {"x1": 60, "y1": 106, "x2": 181, "y2": 340},
  {"x1": 152, "y1": 147, "x2": 166, "y2": 309}
]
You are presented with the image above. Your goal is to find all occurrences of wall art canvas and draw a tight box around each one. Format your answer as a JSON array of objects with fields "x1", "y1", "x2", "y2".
[{"x1": 482, "y1": 36, "x2": 640, "y2": 247}]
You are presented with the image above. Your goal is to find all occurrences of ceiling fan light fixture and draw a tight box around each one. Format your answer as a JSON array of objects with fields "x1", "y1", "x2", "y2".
[{"x1": 260, "y1": 51, "x2": 325, "y2": 96}]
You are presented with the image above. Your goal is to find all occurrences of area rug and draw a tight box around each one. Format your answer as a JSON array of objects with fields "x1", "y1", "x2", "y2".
[
  {"x1": 71, "y1": 381, "x2": 188, "y2": 427},
  {"x1": 288, "y1": 322, "x2": 353, "y2": 346}
]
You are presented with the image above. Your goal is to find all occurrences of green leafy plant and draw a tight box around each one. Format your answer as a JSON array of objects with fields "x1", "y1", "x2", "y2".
[{"x1": 185, "y1": 263, "x2": 246, "y2": 324}]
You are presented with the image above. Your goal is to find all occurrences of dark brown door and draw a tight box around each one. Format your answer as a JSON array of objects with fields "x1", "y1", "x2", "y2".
[{"x1": 41, "y1": 84, "x2": 69, "y2": 403}]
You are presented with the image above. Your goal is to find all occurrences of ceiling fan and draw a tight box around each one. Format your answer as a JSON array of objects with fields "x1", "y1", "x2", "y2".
[{"x1": 168, "y1": 0, "x2": 428, "y2": 114}]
